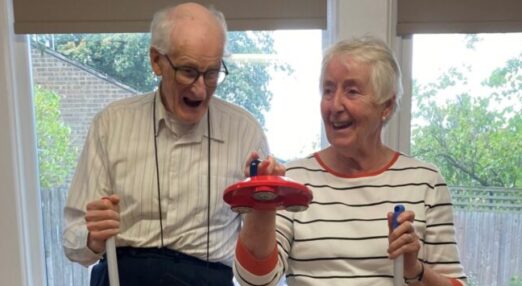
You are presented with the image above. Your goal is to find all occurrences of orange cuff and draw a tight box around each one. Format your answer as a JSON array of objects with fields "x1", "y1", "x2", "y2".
[
  {"x1": 450, "y1": 278, "x2": 463, "y2": 286},
  {"x1": 236, "y1": 238, "x2": 278, "y2": 276}
]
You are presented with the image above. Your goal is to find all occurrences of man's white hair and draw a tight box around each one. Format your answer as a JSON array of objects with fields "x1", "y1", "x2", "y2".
[{"x1": 149, "y1": 4, "x2": 228, "y2": 55}]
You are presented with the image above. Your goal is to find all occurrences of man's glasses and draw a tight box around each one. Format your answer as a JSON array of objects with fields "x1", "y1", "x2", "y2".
[{"x1": 163, "y1": 54, "x2": 228, "y2": 87}]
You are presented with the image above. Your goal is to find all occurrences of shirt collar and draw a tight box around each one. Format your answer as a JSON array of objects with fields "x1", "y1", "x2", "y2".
[{"x1": 153, "y1": 90, "x2": 166, "y2": 137}]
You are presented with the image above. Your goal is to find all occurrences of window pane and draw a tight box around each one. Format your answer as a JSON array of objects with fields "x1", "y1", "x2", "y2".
[
  {"x1": 411, "y1": 33, "x2": 522, "y2": 286},
  {"x1": 31, "y1": 31, "x2": 322, "y2": 285}
]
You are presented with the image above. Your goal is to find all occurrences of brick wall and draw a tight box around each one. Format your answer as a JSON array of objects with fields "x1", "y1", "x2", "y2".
[{"x1": 31, "y1": 47, "x2": 140, "y2": 148}]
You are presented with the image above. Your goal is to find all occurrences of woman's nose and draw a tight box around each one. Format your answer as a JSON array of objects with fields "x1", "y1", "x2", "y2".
[{"x1": 331, "y1": 90, "x2": 344, "y2": 112}]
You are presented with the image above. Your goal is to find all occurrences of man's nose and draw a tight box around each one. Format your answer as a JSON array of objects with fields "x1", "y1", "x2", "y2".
[{"x1": 191, "y1": 75, "x2": 208, "y2": 98}]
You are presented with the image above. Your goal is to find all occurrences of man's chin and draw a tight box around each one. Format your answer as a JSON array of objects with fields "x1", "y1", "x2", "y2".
[{"x1": 178, "y1": 109, "x2": 206, "y2": 125}]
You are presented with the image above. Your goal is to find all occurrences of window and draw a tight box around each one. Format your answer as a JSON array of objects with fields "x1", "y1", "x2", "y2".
[
  {"x1": 31, "y1": 30, "x2": 322, "y2": 285},
  {"x1": 411, "y1": 33, "x2": 522, "y2": 286}
]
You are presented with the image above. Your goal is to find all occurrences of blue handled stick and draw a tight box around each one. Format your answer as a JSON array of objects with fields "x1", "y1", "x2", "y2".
[
  {"x1": 250, "y1": 159, "x2": 261, "y2": 177},
  {"x1": 392, "y1": 205, "x2": 405, "y2": 286}
]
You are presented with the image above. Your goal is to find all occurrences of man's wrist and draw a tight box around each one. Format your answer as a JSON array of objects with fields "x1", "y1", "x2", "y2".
[{"x1": 87, "y1": 232, "x2": 105, "y2": 254}]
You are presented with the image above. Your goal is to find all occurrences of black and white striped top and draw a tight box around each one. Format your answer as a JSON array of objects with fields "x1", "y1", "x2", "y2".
[{"x1": 235, "y1": 152, "x2": 467, "y2": 286}]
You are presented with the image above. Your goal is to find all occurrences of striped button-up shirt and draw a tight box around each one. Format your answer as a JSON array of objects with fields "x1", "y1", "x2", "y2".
[{"x1": 64, "y1": 91, "x2": 269, "y2": 267}]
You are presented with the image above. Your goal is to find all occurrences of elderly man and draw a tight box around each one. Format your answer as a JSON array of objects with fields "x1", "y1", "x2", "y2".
[{"x1": 63, "y1": 3, "x2": 268, "y2": 285}]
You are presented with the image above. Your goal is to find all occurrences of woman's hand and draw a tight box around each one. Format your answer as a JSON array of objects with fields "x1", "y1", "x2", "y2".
[
  {"x1": 387, "y1": 210, "x2": 423, "y2": 278},
  {"x1": 244, "y1": 151, "x2": 285, "y2": 177}
]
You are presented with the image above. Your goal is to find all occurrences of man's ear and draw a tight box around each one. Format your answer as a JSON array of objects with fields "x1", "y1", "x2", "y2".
[{"x1": 150, "y1": 47, "x2": 162, "y2": 76}]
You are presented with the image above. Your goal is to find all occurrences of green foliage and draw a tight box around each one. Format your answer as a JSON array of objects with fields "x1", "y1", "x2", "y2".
[
  {"x1": 217, "y1": 32, "x2": 291, "y2": 127},
  {"x1": 51, "y1": 34, "x2": 155, "y2": 92},
  {"x1": 484, "y1": 55, "x2": 522, "y2": 100},
  {"x1": 35, "y1": 86, "x2": 77, "y2": 189},
  {"x1": 33, "y1": 32, "x2": 291, "y2": 128},
  {"x1": 411, "y1": 55, "x2": 522, "y2": 188},
  {"x1": 464, "y1": 34, "x2": 481, "y2": 50},
  {"x1": 510, "y1": 275, "x2": 522, "y2": 286}
]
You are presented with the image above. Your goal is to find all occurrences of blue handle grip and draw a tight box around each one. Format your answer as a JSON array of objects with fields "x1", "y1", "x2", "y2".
[
  {"x1": 392, "y1": 205, "x2": 405, "y2": 229},
  {"x1": 250, "y1": 159, "x2": 261, "y2": 177}
]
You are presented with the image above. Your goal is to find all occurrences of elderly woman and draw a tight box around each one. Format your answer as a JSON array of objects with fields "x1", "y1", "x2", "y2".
[{"x1": 234, "y1": 37, "x2": 467, "y2": 286}]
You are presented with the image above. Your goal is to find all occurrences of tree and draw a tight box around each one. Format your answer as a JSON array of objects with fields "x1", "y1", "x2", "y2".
[
  {"x1": 50, "y1": 34, "x2": 154, "y2": 92},
  {"x1": 217, "y1": 31, "x2": 291, "y2": 127},
  {"x1": 33, "y1": 32, "x2": 291, "y2": 127},
  {"x1": 411, "y1": 55, "x2": 522, "y2": 188},
  {"x1": 34, "y1": 86, "x2": 77, "y2": 189}
]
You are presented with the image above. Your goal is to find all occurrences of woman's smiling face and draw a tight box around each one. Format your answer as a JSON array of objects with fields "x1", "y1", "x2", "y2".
[{"x1": 321, "y1": 54, "x2": 391, "y2": 152}]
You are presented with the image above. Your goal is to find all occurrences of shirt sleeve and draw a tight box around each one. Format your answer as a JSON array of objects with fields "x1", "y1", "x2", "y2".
[
  {"x1": 233, "y1": 107, "x2": 291, "y2": 284},
  {"x1": 422, "y1": 171, "x2": 468, "y2": 285},
  {"x1": 63, "y1": 112, "x2": 111, "y2": 266},
  {"x1": 234, "y1": 211, "x2": 294, "y2": 286}
]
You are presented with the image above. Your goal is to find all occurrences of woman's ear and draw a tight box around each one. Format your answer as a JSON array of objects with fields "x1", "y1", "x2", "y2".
[
  {"x1": 382, "y1": 95, "x2": 396, "y2": 120},
  {"x1": 150, "y1": 47, "x2": 163, "y2": 76}
]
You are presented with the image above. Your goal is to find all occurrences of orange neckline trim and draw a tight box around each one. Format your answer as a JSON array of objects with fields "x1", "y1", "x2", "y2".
[{"x1": 314, "y1": 151, "x2": 400, "y2": 178}]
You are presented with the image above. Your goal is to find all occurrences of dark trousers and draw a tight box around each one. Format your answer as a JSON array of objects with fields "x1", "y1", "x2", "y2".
[{"x1": 90, "y1": 247, "x2": 233, "y2": 286}]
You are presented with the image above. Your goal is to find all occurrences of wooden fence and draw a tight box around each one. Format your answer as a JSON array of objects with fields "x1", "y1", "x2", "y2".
[
  {"x1": 450, "y1": 187, "x2": 522, "y2": 285},
  {"x1": 451, "y1": 187, "x2": 522, "y2": 212},
  {"x1": 41, "y1": 187, "x2": 90, "y2": 286},
  {"x1": 41, "y1": 187, "x2": 522, "y2": 286},
  {"x1": 454, "y1": 211, "x2": 522, "y2": 286}
]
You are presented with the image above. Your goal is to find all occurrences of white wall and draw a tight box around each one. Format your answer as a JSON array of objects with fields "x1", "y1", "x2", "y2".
[
  {"x1": 0, "y1": 0, "x2": 47, "y2": 285},
  {"x1": 0, "y1": 0, "x2": 402, "y2": 285},
  {"x1": 332, "y1": 0, "x2": 395, "y2": 41},
  {"x1": 1, "y1": 1, "x2": 27, "y2": 284}
]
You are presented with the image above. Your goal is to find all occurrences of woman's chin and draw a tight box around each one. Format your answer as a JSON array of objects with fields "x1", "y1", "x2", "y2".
[{"x1": 330, "y1": 140, "x2": 355, "y2": 151}]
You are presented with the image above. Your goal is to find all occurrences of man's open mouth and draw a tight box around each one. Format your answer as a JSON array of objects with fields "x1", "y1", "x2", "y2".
[{"x1": 183, "y1": 97, "x2": 203, "y2": 108}]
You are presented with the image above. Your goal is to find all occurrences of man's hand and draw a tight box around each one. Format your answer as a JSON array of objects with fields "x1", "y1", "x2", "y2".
[{"x1": 85, "y1": 195, "x2": 120, "y2": 253}]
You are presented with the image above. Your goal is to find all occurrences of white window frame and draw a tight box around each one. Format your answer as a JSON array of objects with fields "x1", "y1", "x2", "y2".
[
  {"x1": 1, "y1": 0, "x2": 47, "y2": 285},
  {"x1": 0, "y1": 0, "x2": 409, "y2": 285}
]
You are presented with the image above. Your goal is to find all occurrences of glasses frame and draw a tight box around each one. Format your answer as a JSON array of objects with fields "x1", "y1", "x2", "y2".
[{"x1": 163, "y1": 54, "x2": 229, "y2": 87}]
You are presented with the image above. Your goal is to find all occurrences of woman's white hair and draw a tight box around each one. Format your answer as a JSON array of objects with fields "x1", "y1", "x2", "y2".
[
  {"x1": 320, "y1": 36, "x2": 403, "y2": 117},
  {"x1": 149, "y1": 5, "x2": 228, "y2": 55}
]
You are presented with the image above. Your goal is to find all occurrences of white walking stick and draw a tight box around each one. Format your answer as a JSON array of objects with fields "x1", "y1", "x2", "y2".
[
  {"x1": 101, "y1": 196, "x2": 120, "y2": 286},
  {"x1": 392, "y1": 205, "x2": 405, "y2": 286},
  {"x1": 106, "y1": 237, "x2": 120, "y2": 286}
]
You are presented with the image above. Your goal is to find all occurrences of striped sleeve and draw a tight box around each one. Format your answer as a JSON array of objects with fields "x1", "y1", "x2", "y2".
[
  {"x1": 422, "y1": 170, "x2": 467, "y2": 284},
  {"x1": 234, "y1": 238, "x2": 281, "y2": 285},
  {"x1": 63, "y1": 111, "x2": 111, "y2": 266},
  {"x1": 233, "y1": 212, "x2": 293, "y2": 286}
]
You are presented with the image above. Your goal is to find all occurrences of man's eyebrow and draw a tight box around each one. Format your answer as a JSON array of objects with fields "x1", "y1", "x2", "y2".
[{"x1": 175, "y1": 61, "x2": 221, "y2": 71}]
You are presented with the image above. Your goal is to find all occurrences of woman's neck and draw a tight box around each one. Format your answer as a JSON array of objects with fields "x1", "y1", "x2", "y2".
[{"x1": 318, "y1": 144, "x2": 395, "y2": 176}]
